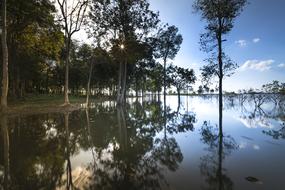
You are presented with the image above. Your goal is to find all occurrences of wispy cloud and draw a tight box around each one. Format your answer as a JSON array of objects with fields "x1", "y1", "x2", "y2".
[
  {"x1": 235, "y1": 40, "x2": 247, "y2": 47},
  {"x1": 278, "y1": 63, "x2": 285, "y2": 68},
  {"x1": 239, "y1": 59, "x2": 274, "y2": 72},
  {"x1": 235, "y1": 39, "x2": 247, "y2": 47},
  {"x1": 252, "y1": 38, "x2": 261, "y2": 43}
]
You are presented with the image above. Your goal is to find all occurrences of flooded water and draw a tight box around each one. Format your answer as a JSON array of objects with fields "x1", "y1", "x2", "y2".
[{"x1": 1, "y1": 95, "x2": 285, "y2": 190}]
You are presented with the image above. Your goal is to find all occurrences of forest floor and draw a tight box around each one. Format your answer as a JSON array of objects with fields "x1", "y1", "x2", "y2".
[{"x1": 1, "y1": 95, "x2": 106, "y2": 116}]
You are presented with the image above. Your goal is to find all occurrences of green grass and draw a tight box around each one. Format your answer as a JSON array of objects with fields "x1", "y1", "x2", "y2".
[
  {"x1": 1, "y1": 94, "x2": 98, "y2": 115},
  {"x1": 8, "y1": 94, "x2": 87, "y2": 107}
]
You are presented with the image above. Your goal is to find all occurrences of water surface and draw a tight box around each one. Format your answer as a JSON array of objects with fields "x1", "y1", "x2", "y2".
[{"x1": 1, "y1": 95, "x2": 285, "y2": 190}]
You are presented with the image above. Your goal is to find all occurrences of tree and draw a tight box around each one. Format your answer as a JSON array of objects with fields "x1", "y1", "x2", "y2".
[
  {"x1": 193, "y1": 0, "x2": 247, "y2": 131},
  {"x1": 88, "y1": 0, "x2": 159, "y2": 105},
  {"x1": 2, "y1": 0, "x2": 64, "y2": 98},
  {"x1": 56, "y1": 0, "x2": 88, "y2": 105},
  {"x1": 168, "y1": 65, "x2": 196, "y2": 104},
  {"x1": 262, "y1": 80, "x2": 282, "y2": 93},
  {"x1": 1, "y1": 0, "x2": 9, "y2": 109},
  {"x1": 154, "y1": 25, "x2": 183, "y2": 100},
  {"x1": 198, "y1": 85, "x2": 204, "y2": 94}
]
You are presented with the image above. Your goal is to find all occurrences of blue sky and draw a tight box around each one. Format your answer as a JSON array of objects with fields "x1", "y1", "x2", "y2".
[{"x1": 149, "y1": 0, "x2": 285, "y2": 91}]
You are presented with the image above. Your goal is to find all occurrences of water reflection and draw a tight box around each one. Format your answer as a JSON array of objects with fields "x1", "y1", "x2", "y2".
[
  {"x1": 0, "y1": 115, "x2": 10, "y2": 190},
  {"x1": 0, "y1": 94, "x2": 285, "y2": 189},
  {"x1": 200, "y1": 121, "x2": 238, "y2": 190},
  {"x1": 263, "y1": 123, "x2": 285, "y2": 140},
  {"x1": 85, "y1": 100, "x2": 196, "y2": 189}
]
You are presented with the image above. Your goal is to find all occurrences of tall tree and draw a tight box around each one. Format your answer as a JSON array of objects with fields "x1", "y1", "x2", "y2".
[
  {"x1": 5, "y1": 0, "x2": 63, "y2": 98},
  {"x1": 154, "y1": 25, "x2": 183, "y2": 101},
  {"x1": 1, "y1": 0, "x2": 9, "y2": 109},
  {"x1": 89, "y1": 0, "x2": 159, "y2": 104},
  {"x1": 56, "y1": 0, "x2": 88, "y2": 105},
  {"x1": 193, "y1": 0, "x2": 247, "y2": 131}
]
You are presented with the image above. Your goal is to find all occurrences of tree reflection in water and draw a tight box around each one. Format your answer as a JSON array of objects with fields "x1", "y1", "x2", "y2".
[
  {"x1": 200, "y1": 104, "x2": 238, "y2": 190},
  {"x1": 263, "y1": 123, "x2": 285, "y2": 140},
  {"x1": 2, "y1": 95, "x2": 284, "y2": 189},
  {"x1": 84, "y1": 100, "x2": 196, "y2": 189},
  {"x1": 63, "y1": 112, "x2": 73, "y2": 190},
  {"x1": 0, "y1": 115, "x2": 10, "y2": 190},
  {"x1": 0, "y1": 114, "x2": 67, "y2": 190}
]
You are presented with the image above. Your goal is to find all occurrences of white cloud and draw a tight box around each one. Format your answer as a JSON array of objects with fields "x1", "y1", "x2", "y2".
[
  {"x1": 235, "y1": 39, "x2": 247, "y2": 47},
  {"x1": 239, "y1": 59, "x2": 274, "y2": 72},
  {"x1": 252, "y1": 38, "x2": 261, "y2": 43},
  {"x1": 278, "y1": 63, "x2": 285, "y2": 68}
]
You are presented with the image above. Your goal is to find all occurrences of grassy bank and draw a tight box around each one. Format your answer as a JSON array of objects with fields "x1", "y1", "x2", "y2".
[
  {"x1": 9, "y1": 94, "x2": 87, "y2": 107},
  {"x1": 1, "y1": 95, "x2": 109, "y2": 115}
]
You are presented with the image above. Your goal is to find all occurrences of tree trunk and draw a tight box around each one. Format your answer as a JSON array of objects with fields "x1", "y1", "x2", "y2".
[
  {"x1": 64, "y1": 112, "x2": 73, "y2": 189},
  {"x1": 177, "y1": 88, "x2": 181, "y2": 112},
  {"x1": 1, "y1": 115, "x2": 10, "y2": 189},
  {"x1": 64, "y1": 37, "x2": 71, "y2": 105},
  {"x1": 218, "y1": 20, "x2": 223, "y2": 136},
  {"x1": 163, "y1": 58, "x2": 167, "y2": 101},
  {"x1": 117, "y1": 105, "x2": 127, "y2": 151},
  {"x1": 119, "y1": 61, "x2": 127, "y2": 104},
  {"x1": 1, "y1": 0, "x2": 9, "y2": 108},
  {"x1": 86, "y1": 62, "x2": 94, "y2": 106},
  {"x1": 218, "y1": 128, "x2": 223, "y2": 190},
  {"x1": 117, "y1": 62, "x2": 123, "y2": 103}
]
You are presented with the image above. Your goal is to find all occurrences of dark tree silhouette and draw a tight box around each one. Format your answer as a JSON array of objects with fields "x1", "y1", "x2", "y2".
[
  {"x1": 56, "y1": 0, "x2": 88, "y2": 105},
  {"x1": 89, "y1": 0, "x2": 159, "y2": 105},
  {"x1": 1, "y1": 0, "x2": 9, "y2": 109},
  {"x1": 200, "y1": 120, "x2": 237, "y2": 190},
  {"x1": 153, "y1": 25, "x2": 183, "y2": 102},
  {"x1": 193, "y1": 0, "x2": 247, "y2": 133},
  {"x1": 0, "y1": 115, "x2": 10, "y2": 189}
]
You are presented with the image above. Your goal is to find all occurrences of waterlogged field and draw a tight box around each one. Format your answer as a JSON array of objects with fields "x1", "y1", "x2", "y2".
[{"x1": 1, "y1": 95, "x2": 285, "y2": 190}]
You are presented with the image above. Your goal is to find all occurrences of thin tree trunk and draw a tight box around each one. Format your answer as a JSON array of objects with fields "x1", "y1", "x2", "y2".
[
  {"x1": 64, "y1": 112, "x2": 73, "y2": 189},
  {"x1": 1, "y1": 0, "x2": 9, "y2": 108},
  {"x1": 117, "y1": 62, "x2": 123, "y2": 103},
  {"x1": 218, "y1": 129, "x2": 223, "y2": 190},
  {"x1": 120, "y1": 61, "x2": 127, "y2": 104},
  {"x1": 218, "y1": 21, "x2": 223, "y2": 136},
  {"x1": 117, "y1": 105, "x2": 127, "y2": 151},
  {"x1": 1, "y1": 115, "x2": 10, "y2": 189},
  {"x1": 86, "y1": 62, "x2": 94, "y2": 106},
  {"x1": 177, "y1": 88, "x2": 181, "y2": 113},
  {"x1": 64, "y1": 37, "x2": 71, "y2": 105},
  {"x1": 163, "y1": 58, "x2": 167, "y2": 100}
]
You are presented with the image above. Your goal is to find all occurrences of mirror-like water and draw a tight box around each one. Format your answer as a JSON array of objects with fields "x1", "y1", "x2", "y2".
[{"x1": 1, "y1": 95, "x2": 285, "y2": 190}]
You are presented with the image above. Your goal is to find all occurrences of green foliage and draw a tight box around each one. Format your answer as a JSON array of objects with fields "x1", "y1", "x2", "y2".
[
  {"x1": 3, "y1": 0, "x2": 64, "y2": 97},
  {"x1": 262, "y1": 80, "x2": 285, "y2": 94},
  {"x1": 194, "y1": 0, "x2": 247, "y2": 88},
  {"x1": 167, "y1": 64, "x2": 196, "y2": 93},
  {"x1": 0, "y1": 0, "x2": 197, "y2": 101},
  {"x1": 153, "y1": 25, "x2": 183, "y2": 61}
]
